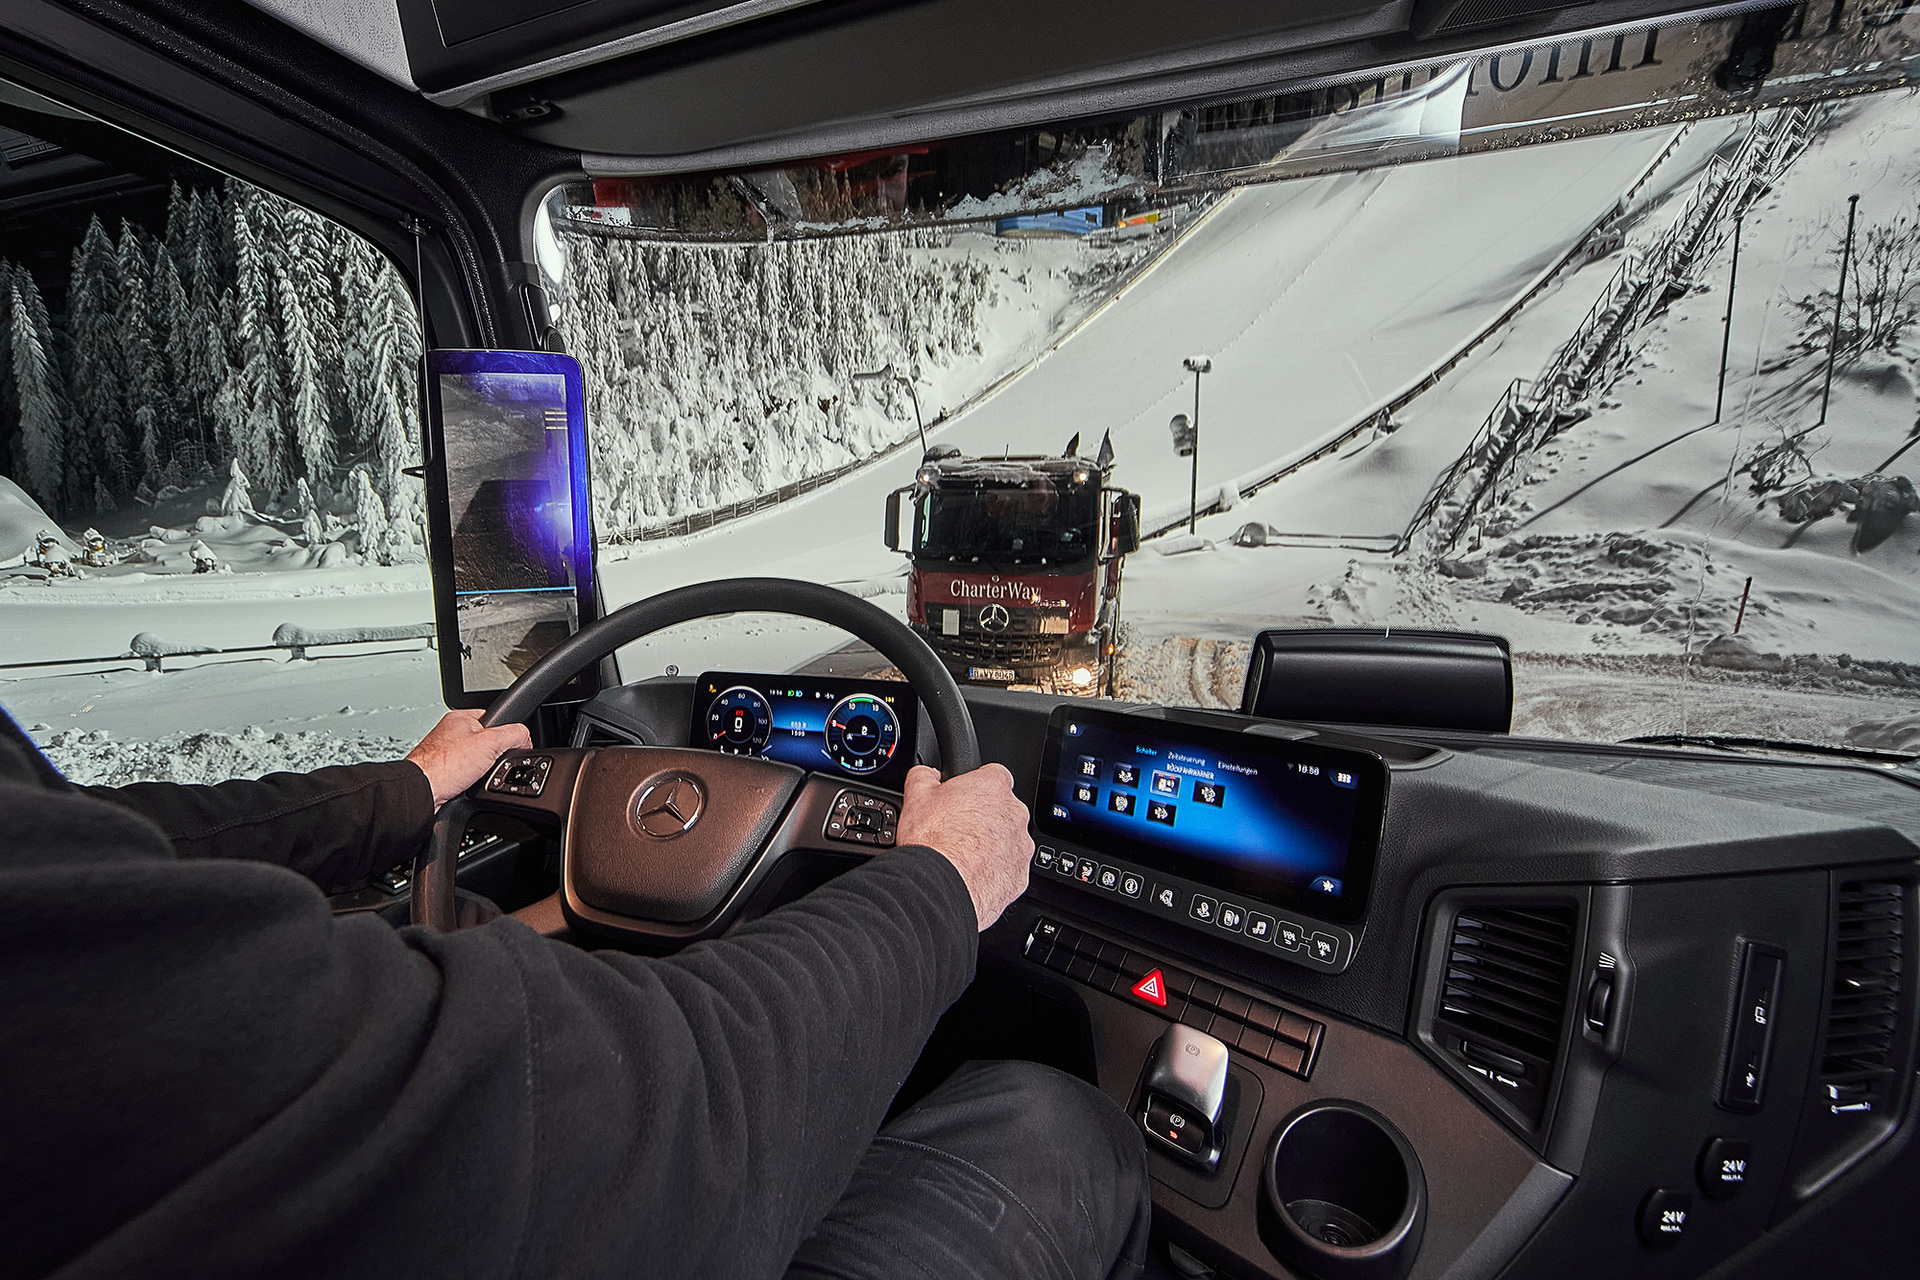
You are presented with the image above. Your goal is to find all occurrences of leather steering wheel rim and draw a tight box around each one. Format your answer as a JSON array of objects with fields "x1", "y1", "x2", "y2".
[{"x1": 411, "y1": 577, "x2": 982, "y2": 931}]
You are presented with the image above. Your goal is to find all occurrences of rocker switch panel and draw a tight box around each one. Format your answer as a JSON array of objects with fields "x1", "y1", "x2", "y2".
[{"x1": 1719, "y1": 942, "x2": 1785, "y2": 1112}]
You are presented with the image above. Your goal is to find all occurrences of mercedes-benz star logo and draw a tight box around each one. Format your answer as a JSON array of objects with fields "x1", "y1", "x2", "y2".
[
  {"x1": 979, "y1": 604, "x2": 1011, "y2": 632},
  {"x1": 634, "y1": 774, "x2": 705, "y2": 838}
]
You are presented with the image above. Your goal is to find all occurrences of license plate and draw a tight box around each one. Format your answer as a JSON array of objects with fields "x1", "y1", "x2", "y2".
[{"x1": 969, "y1": 667, "x2": 1018, "y2": 682}]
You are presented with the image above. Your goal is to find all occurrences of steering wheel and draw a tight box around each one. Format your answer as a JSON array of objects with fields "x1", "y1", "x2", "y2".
[{"x1": 409, "y1": 578, "x2": 981, "y2": 936}]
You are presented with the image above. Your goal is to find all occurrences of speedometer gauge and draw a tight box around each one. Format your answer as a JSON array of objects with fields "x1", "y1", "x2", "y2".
[
  {"x1": 707, "y1": 686, "x2": 774, "y2": 755},
  {"x1": 825, "y1": 694, "x2": 900, "y2": 774}
]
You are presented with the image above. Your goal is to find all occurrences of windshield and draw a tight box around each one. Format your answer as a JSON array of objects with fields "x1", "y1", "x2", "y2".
[
  {"x1": 918, "y1": 480, "x2": 1100, "y2": 566},
  {"x1": 538, "y1": 5, "x2": 1920, "y2": 751}
]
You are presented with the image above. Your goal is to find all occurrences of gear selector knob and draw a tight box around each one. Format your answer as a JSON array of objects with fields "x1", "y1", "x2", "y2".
[{"x1": 1141, "y1": 1024, "x2": 1230, "y2": 1171}]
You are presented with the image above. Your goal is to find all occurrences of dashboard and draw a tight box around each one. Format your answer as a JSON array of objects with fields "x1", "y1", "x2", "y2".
[
  {"x1": 566, "y1": 678, "x2": 1920, "y2": 1280},
  {"x1": 687, "y1": 671, "x2": 918, "y2": 788}
]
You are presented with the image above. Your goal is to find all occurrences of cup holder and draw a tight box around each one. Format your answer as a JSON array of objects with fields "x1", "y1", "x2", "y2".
[{"x1": 1260, "y1": 1101, "x2": 1426, "y2": 1280}]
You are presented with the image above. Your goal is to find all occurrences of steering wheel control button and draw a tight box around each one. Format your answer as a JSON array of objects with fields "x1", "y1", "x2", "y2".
[
  {"x1": 1189, "y1": 894, "x2": 1218, "y2": 924},
  {"x1": 1217, "y1": 903, "x2": 1245, "y2": 933},
  {"x1": 1637, "y1": 1189, "x2": 1691, "y2": 1250},
  {"x1": 1021, "y1": 917, "x2": 1324, "y2": 1079},
  {"x1": 1120, "y1": 873, "x2": 1144, "y2": 898},
  {"x1": 487, "y1": 754, "x2": 553, "y2": 797},
  {"x1": 825, "y1": 790, "x2": 899, "y2": 847},
  {"x1": 632, "y1": 773, "x2": 705, "y2": 837},
  {"x1": 1698, "y1": 1138, "x2": 1751, "y2": 1200}
]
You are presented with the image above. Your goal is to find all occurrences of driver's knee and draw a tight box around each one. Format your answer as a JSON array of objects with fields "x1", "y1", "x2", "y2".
[{"x1": 880, "y1": 1060, "x2": 1149, "y2": 1271}]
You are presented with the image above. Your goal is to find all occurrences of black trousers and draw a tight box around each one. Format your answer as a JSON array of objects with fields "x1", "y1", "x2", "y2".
[{"x1": 785, "y1": 1061, "x2": 1151, "y2": 1280}]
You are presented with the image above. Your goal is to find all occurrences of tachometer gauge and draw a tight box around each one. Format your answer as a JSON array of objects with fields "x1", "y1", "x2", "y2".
[
  {"x1": 825, "y1": 694, "x2": 900, "y2": 774},
  {"x1": 707, "y1": 686, "x2": 774, "y2": 755}
]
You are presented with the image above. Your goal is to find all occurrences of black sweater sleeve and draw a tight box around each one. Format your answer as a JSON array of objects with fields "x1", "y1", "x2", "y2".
[
  {"x1": 2, "y1": 759, "x2": 979, "y2": 1280},
  {"x1": 82, "y1": 759, "x2": 436, "y2": 891}
]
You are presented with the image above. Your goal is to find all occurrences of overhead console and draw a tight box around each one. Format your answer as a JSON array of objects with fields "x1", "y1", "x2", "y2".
[{"x1": 1031, "y1": 705, "x2": 1388, "y2": 974}]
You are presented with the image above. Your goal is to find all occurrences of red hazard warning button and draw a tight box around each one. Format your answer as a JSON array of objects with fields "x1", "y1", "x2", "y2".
[{"x1": 1131, "y1": 969, "x2": 1169, "y2": 1008}]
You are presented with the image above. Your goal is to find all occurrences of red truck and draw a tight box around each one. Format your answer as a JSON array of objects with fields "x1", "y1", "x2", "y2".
[{"x1": 884, "y1": 440, "x2": 1140, "y2": 689}]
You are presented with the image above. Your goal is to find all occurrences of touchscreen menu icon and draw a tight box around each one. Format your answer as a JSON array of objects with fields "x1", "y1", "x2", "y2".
[
  {"x1": 1112, "y1": 762, "x2": 1139, "y2": 787},
  {"x1": 1194, "y1": 781, "x2": 1226, "y2": 807},
  {"x1": 1077, "y1": 756, "x2": 1100, "y2": 778},
  {"x1": 1147, "y1": 799, "x2": 1176, "y2": 826},
  {"x1": 1073, "y1": 783, "x2": 1097, "y2": 805},
  {"x1": 1331, "y1": 770, "x2": 1358, "y2": 789},
  {"x1": 1108, "y1": 792, "x2": 1136, "y2": 816},
  {"x1": 1150, "y1": 772, "x2": 1180, "y2": 797}
]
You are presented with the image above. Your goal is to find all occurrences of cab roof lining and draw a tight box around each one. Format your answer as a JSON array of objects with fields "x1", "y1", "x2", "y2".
[{"x1": 233, "y1": 0, "x2": 1793, "y2": 172}]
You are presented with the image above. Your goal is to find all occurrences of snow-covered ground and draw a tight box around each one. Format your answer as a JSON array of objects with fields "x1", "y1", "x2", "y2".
[{"x1": 15, "y1": 94, "x2": 1920, "y2": 783}]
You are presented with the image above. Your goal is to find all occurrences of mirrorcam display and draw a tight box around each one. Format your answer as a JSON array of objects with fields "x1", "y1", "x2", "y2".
[{"x1": 426, "y1": 350, "x2": 596, "y2": 705}]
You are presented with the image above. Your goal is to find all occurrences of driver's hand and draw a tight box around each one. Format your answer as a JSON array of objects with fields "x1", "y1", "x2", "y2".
[
  {"x1": 898, "y1": 763, "x2": 1033, "y2": 931},
  {"x1": 405, "y1": 710, "x2": 533, "y2": 810}
]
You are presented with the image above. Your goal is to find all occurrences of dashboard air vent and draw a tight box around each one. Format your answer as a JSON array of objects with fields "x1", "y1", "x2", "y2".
[
  {"x1": 1433, "y1": 903, "x2": 1578, "y2": 1126},
  {"x1": 1822, "y1": 881, "x2": 1905, "y2": 1077}
]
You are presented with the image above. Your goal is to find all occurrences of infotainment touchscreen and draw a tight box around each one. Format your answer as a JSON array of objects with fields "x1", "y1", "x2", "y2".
[
  {"x1": 689, "y1": 671, "x2": 919, "y2": 788},
  {"x1": 1034, "y1": 706, "x2": 1388, "y2": 922}
]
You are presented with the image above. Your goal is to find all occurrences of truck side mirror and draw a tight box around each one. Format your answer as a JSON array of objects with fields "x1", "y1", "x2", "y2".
[
  {"x1": 884, "y1": 487, "x2": 909, "y2": 552},
  {"x1": 1111, "y1": 491, "x2": 1141, "y2": 555}
]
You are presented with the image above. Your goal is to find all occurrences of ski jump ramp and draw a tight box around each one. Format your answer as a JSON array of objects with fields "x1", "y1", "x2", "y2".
[{"x1": 599, "y1": 128, "x2": 1684, "y2": 643}]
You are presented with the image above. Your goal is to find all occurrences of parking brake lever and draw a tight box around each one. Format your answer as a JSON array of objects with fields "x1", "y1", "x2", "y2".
[{"x1": 1142, "y1": 1024, "x2": 1230, "y2": 1171}]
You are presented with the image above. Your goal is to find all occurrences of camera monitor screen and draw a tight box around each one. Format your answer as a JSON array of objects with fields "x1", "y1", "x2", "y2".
[
  {"x1": 1034, "y1": 706, "x2": 1388, "y2": 923},
  {"x1": 424, "y1": 350, "x2": 597, "y2": 708}
]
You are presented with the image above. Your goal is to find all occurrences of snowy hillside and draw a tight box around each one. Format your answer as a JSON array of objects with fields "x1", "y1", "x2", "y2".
[{"x1": 554, "y1": 216, "x2": 1198, "y2": 539}]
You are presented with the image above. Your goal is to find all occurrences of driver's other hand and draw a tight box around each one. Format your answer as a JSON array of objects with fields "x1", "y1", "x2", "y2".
[
  {"x1": 898, "y1": 763, "x2": 1033, "y2": 931},
  {"x1": 405, "y1": 710, "x2": 533, "y2": 810}
]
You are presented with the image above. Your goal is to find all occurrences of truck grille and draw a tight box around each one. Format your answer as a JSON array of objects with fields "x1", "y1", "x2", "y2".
[{"x1": 934, "y1": 631, "x2": 1064, "y2": 667}]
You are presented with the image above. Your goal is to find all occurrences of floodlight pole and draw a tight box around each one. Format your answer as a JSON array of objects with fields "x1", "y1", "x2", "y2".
[
  {"x1": 1714, "y1": 215, "x2": 1743, "y2": 425},
  {"x1": 1182, "y1": 357, "x2": 1211, "y2": 534},
  {"x1": 853, "y1": 363, "x2": 928, "y2": 456},
  {"x1": 1819, "y1": 194, "x2": 1860, "y2": 428}
]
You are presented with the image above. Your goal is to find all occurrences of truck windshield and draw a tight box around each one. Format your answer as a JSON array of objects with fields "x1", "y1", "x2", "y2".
[{"x1": 919, "y1": 484, "x2": 1099, "y2": 565}]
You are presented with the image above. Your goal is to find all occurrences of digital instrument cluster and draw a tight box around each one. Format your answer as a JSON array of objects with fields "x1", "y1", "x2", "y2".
[{"x1": 689, "y1": 672, "x2": 918, "y2": 787}]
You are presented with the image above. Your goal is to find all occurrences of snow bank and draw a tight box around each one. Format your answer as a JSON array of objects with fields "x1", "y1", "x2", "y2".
[
  {"x1": 37, "y1": 726, "x2": 415, "y2": 786},
  {"x1": 0, "y1": 476, "x2": 74, "y2": 564}
]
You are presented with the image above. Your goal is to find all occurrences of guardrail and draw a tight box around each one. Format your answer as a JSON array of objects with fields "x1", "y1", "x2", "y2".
[
  {"x1": 0, "y1": 622, "x2": 437, "y2": 674},
  {"x1": 1394, "y1": 105, "x2": 1821, "y2": 559}
]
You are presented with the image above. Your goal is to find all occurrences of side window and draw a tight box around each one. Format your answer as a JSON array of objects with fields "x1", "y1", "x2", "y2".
[{"x1": 1, "y1": 86, "x2": 441, "y2": 783}]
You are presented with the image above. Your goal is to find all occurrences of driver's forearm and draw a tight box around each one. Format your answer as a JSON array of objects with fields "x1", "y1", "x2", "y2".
[
  {"x1": 85, "y1": 761, "x2": 434, "y2": 893},
  {"x1": 503, "y1": 844, "x2": 979, "y2": 1276}
]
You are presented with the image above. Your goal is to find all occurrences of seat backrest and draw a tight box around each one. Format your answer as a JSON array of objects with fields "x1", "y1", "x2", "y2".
[{"x1": 1238, "y1": 628, "x2": 1512, "y2": 732}]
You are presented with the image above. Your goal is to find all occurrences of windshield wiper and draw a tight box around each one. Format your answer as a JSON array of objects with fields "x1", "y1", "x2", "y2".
[{"x1": 1622, "y1": 733, "x2": 1920, "y2": 765}]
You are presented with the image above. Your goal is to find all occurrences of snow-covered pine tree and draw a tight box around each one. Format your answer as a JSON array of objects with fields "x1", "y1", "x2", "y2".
[
  {"x1": 180, "y1": 232, "x2": 232, "y2": 469},
  {"x1": 295, "y1": 475, "x2": 325, "y2": 545},
  {"x1": 350, "y1": 465, "x2": 388, "y2": 562},
  {"x1": 229, "y1": 185, "x2": 291, "y2": 499},
  {"x1": 0, "y1": 260, "x2": 15, "y2": 461},
  {"x1": 276, "y1": 202, "x2": 344, "y2": 463},
  {"x1": 275, "y1": 220, "x2": 334, "y2": 491},
  {"x1": 9, "y1": 274, "x2": 68, "y2": 513},
  {"x1": 356, "y1": 246, "x2": 423, "y2": 502},
  {"x1": 164, "y1": 182, "x2": 194, "y2": 296},
  {"x1": 119, "y1": 221, "x2": 175, "y2": 494},
  {"x1": 152, "y1": 244, "x2": 199, "y2": 475},
  {"x1": 67, "y1": 215, "x2": 130, "y2": 509},
  {"x1": 219, "y1": 456, "x2": 254, "y2": 516}
]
